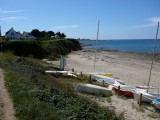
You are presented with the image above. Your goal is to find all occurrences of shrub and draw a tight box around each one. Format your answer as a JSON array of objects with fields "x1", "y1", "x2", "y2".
[{"x1": 0, "y1": 39, "x2": 81, "y2": 59}]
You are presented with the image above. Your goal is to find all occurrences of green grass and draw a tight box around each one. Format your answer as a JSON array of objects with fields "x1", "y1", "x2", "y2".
[
  {"x1": 0, "y1": 52, "x2": 123, "y2": 120},
  {"x1": 132, "y1": 103, "x2": 145, "y2": 112},
  {"x1": 106, "y1": 97, "x2": 112, "y2": 103},
  {"x1": 5, "y1": 71, "x2": 57, "y2": 120},
  {"x1": 147, "y1": 112, "x2": 160, "y2": 118}
]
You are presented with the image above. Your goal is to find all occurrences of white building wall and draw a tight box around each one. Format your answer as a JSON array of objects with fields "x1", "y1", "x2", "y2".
[
  {"x1": 5, "y1": 28, "x2": 36, "y2": 40},
  {"x1": 5, "y1": 28, "x2": 20, "y2": 40}
]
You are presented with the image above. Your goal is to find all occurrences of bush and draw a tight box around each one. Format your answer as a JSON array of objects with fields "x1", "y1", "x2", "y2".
[{"x1": 0, "y1": 39, "x2": 81, "y2": 59}]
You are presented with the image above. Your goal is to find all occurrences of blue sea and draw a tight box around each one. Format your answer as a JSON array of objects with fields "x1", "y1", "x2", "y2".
[{"x1": 80, "y1": 39, "x2": 160, "y2": 53}]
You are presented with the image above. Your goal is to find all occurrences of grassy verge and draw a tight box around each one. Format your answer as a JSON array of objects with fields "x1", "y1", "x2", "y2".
[{"x1": 0, "y1": 52, "x2": 123, "y2": 120}]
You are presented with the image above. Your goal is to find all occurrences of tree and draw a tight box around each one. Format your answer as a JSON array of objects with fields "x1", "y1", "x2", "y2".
[
  {"x1": 56, "y1": 32, "x2": 66, "y2": 38},
  {"x1": 30, "y1": 29, "x2": 66, "y2": 40},
  {"x1": 40, "y1": 31, "x2": 46, "y2": 38},
  {"x1": 61, "y1": 33, "x2": 66, "y2": 38},
  {"x1": 30, "y1": 29, "x2": 40, "y2": 38},
  {"x1": 55, "y1": 32, "x2": 61, "y2": 38},
  {"x1": 46, "y1": 31, "x2": 55, "y2": 38}
]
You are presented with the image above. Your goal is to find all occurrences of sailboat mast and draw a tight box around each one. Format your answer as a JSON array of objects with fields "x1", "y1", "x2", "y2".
[
  {"x1": 94, "y1": 20, "x2": 100, "y2": 70},
  {"x1": 147, "y1": 22, "x2": 159, "y2": 92}
]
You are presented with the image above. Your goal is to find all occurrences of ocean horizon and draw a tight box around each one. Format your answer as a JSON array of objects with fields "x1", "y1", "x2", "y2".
[{"x1": 80, "y1": 39, "x2": 160, "y2": 53}]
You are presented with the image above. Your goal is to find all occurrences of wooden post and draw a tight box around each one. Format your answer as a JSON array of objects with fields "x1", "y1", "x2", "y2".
[
  {"x1": 118, "y1": 86, "x2": 120, "y2": 95},
  {"x1": 80, "y1": 71, "x2": 83, "y2": 77},
  {"x1": 139, "y1": 93, "x2": 142, "y2": 106},
  {"x1": 72, "y1": 68, "x2": 74, "y2": 72},
  {"x1": 88, "y1": 75, "x2": 92, "y2": 83},
  {"x1": 102, "y1": 80, "x2": 104, "y2": 86},
  {"x1": 0, "y1": 45, "x2": 2, "y2": 53}
]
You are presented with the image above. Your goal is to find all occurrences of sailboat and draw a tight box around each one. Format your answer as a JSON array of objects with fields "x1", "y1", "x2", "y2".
[
  {"x1": 133, "y1": 22, "x2": 160, "y2": 102},
  {"x1": 91, "y1": 21, "x2": 126, "y2": 86}
]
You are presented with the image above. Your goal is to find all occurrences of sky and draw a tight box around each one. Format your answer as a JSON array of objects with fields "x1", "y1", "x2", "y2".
[{"x1": 0, "y1": 0, "x2": 160, "y2": 39}]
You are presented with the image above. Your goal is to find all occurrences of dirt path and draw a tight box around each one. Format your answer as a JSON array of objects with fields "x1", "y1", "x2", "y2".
[{"x1": 0, "y1": 68, "x2": 16, "y2": 120}]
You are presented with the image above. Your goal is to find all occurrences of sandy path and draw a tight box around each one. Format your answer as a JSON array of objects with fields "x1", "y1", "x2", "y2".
[{"x1": 0, "y1": 68, "x2": 16, "y2": 120}]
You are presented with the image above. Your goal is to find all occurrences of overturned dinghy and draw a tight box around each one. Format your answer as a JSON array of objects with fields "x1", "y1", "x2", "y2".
[
  {"x1": 75, "y1": 83, "x2": 112, "y2": 96},
  {"x1": 45, "y1": 70, "x2": 77, "y2": 77},
  {"x1": 133, "y1": 91, "x2": 160, "y2": 102},
  {"x1": 112, "y1": 85, "x2": 135, "y2": 97},
  {"x1": 152, "y1": 98, "x2": 160, "y2": 109},
  {"x1": 91, "y1": 74, "x2": 125, "y2": 85}
]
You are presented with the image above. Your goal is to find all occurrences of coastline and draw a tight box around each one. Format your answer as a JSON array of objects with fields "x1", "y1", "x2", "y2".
[
  {"x1": 82, "y1": 48, "x2": 160, "y2": 62},
  {"x1": 81, "y1": 39, "x2": 160, "y2": 54},
  {"x1": 84, "y1": 47, "x2": 160, "y2": 54}
]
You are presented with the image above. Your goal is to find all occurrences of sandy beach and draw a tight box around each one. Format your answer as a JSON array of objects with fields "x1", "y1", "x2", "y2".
[
  {"x1": 65, "y1": 49, "x2": 160, "y2": 120},
  {"x1": 67, "y1": 49, "x2": 160, "y2": 89}
]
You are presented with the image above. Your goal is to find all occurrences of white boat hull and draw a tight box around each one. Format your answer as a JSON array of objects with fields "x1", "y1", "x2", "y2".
[
  {"x1": 152, "y1": 98, "x2": 160, "y2": 109},
  {"x1": 133, "y1": 91, "x2": 160, "y2": 102},
  {"x1": 91, "y1": 74, "x2": 125, "y2": 85},
  {"x1": 75, "y1": 83, "x2": 112, "y2": 96},
  {"x1": 45, "y1": 70, "x2": 78, "y2": 77}
]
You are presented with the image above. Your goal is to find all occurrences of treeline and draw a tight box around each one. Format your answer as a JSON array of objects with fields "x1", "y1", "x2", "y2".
[
  {"x1": 30, "y1": 29, "x2": 66, "y2": 39},
  {"x1": 0, "y1": 39, "x2": 81, "y2": 59}
]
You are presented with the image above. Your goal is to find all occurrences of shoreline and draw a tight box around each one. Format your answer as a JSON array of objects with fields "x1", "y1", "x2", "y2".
[
  {"x1": 83, "y1": 47, "x2": 160, "y2": 54},
  {"x1": 81, "y1": 48, "x2": 160, "y2": 62}
]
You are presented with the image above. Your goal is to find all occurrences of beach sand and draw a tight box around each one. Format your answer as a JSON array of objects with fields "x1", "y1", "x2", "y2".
[
  {"x1": 52, "y1": 49, "x2": 160, "y2": 120},
  {"x1": 67, "y1": 49, "x2": 160, "y2": 89}
]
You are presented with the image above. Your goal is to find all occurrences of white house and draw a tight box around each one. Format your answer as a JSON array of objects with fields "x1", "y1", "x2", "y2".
[
  {"x1": 5, "y1": 27, "x2": 19, "y2": 40},
  {"x1": 22, "y1": 32, "x2": 36, "y2": 40},
  {"x1": 5, "y1": 27, "x2": 36, "y2": 40}
]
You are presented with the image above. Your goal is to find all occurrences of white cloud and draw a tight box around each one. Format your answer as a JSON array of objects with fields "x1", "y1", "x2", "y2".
[
  {"x1": 132, "y1": 17, "x2": 160, "y2": 28},
  {"x1": 54, "y1": 25, "x2": 79, "y2": 29},
  {"x1": 0, "y1": 8, "x2": 24, "y2": 14},
  {"x1": 0, "y1": 16, "x2": 26, "y2": 22},
  {"x1": 148, "y1": 17, "x2": 160, "y2": 23}
]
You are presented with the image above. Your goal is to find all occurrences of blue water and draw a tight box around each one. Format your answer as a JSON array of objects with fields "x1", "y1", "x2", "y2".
[{"x1": 80, "y1": 39, "x2": 160, "y2": 53}]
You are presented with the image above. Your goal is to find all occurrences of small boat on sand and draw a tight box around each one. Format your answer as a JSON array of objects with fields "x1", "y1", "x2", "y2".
[
  {"x1": 152, "y1": 98, "x2": 160, "y2": 109},
  {"x1": 112, "y1": 84, "x2": 135, "y2": 97},
  {"x1": 45, "y1": 70, "x2": 77, "y2": 77},
  {"x1": 98, "y1": 73, "x2": 113, "y2": 77},
  {"x1": 136, "y1": 85, "x2": 155, "y2": 89},
  {"x1": 75, "y1": 83, "x2": 112, "y2": 96},
  {"x1": 91, "y1": 74, "x2": 125, "y2": 85},
  {"x1": 45, "y1": 70, "x2": 69, "y2": 74},
  {"x1": 133, "y1": 91, "x2": 160, "y2": 102}
]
